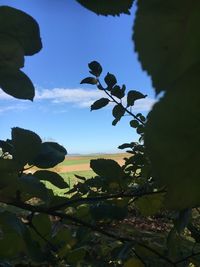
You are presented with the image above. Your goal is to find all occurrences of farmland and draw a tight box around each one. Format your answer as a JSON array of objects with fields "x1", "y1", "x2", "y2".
[{"x1": 43, "y1": 153, "x2": 128, "y2": 194}]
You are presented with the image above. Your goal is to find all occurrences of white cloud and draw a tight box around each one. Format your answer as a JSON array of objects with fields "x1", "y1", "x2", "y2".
[
  {"x1": 0, "y1": 104, "x2": 28, "y2": 114},
  {"x1": 0, "y1": 87, "x2": 156, "y2": 112},
  {"x1": 35, "y1": 88, "x2": 105, "y2": 107},
  {"x1": 133, "y1": 97, "x2": 156, "y2": 112}
]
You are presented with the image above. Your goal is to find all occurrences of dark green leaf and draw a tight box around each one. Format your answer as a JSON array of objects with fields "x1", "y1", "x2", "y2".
[
  {"x1": 76, "y1": 0, "x2": 134, "y2": 16},
  {"x1": 34, "y1": 170, "x2": 69, "y2": 189},
  {"x1": 88, "y1": 61, "x2": 102, "y2": 77},
  {"x1": 90, "y1": 159, "x2": 124, "y2": 180},
  {"x1": 112, "y1": 104, "x2": 125, "y2": 123},
  {"x1": 80, "y1": 77, "x2": 97, "y2": 85},
  {"x1": 127, "y1": 90, "x2": 146, "y2": 107},
  {"x1": 135, "y1": 193, "x2": 165, "y2": 216},
  {"x1": 136, "y1": 125, "x2": 145, "y2": 134},
  {"x1": 0, "y1": 34, "x2": 24, "y2": 69},
  {"x1": 133, "y1": 0, "x2": 200, "y2": 93},
  {"x1": 91, "y1": 98, "x2": 109, "y2": 111},
  {"x1": 130, "y1": 120, "x2": 139, "y2": 128},
  {"x1": 32, "y1": 142, "x2": 67, "y2": 168},
  {"x1": 145, "y1": 72, "x2": 200, "y2": 209},
  {"x1": 0, "y1": 211, "x2": 26, "y2": 258},
  {"x1": 19, "y1": 174, "x2": 50, "y2": 201},
  {"x1": 118, "y1": 143, "x2": 133, "y2": 149},
  {"x1": 12, "y1": 127, "x2": 42, "y2": 166},
  {"x1": 111, "y1": 85, "x2": 125, "y2": 99},
  {"x1": 0, "y1": 68, "x2": 35, "y2": 100},
  {"x1": 0, "y1": 6, "x2": 42, "y2": 55},
  {"x1": 104, "y1": 72, "x2": 117, "y2": 87},
  {"x1": 90, "y1": 202, "x2": 127, "y2": 220}
]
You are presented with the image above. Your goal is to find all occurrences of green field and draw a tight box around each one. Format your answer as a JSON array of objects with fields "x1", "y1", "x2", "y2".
[{"x1": 59, "y1": 153, "x2": 127, "y2": 166}]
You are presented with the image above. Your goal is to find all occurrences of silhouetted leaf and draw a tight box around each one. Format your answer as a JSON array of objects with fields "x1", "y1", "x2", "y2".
[
  {"x1": 0, "y1": 35, "x2": 24, "y2": 69},
  {"x1": 104, "y1": 72, "x2": 117, "y2": 87},
  {"x1": 34, "y1": 170, "x2": 69, "y2": 189},
  {"x1": 32, "y1": 142, "x2": 67, "y2": 168},
  {"x1": 130, "y1": 120, "x2": 139, "y2": 128},
  {"x1": 90, "y1": 159, "x2": 124, "y2": 180},
  {"x1": 0, "y1": 68, "x2": 35, "y2": 100},
  {"x1": 80, "y1": 77, "x2": 97, "y2": 85},
  {"x1": 136, "y1": 125, "x2": 145, "y2": 134},
  {"x1": 88, "y1": 61, "x2": 102, "y2": 77},
  {"x1": 91, "y1": 98, "x2": 109, "y2": 110},
  {"x1": 118, "y1": 143, "x2": 133, "y2": 149},
  {"x1": 19, "y1": 174, "x2": 50, "y2": 201},
  {"x1": 111, "y1": 85, "x2": 125, "y2": 99},
  {"x1": 12, "y1": 127, "x2": 42, "y2": 166},
  {"x1": 112, "y1": 104, "x2": 125, "y2": 123},
  {"x1": 127, "y1": 90, "x2": 146, "y2": 107},
  {"x1": 76, "y1": 0, "x2": 134, "y2": 16},
  {"x1": 0, "y1": 6, "x2": 42, "y2": 55}
]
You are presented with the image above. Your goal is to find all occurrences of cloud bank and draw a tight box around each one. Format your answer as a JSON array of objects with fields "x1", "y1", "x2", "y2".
[{"x1": 0, "y1": 87, "x2": 156, "y2": 113}]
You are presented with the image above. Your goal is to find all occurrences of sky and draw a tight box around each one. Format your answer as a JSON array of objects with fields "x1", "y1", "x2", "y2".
[{"x1": 0, "y1": 0, "x2": 156, "y2": 154}]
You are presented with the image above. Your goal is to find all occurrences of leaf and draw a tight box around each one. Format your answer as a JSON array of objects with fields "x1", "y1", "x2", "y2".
[
  {"x1": 124, "y1": 258, "x2": 144, "y2": 267},
  {"x1": 111, "y1": 85, "x2": 125, "y2": 99},
  {"x1": 76, "y1": 0, "x2": 134, "y2": 16},
  {"x1": 0, "y1": 68, "x2": 35, "y2": 100},
  {"x1": 31, "y1": 214, "x2": 52, "y2": 244},
  {"x1": 0, "y1": 211, "x2": 26, "y2": 258},
  {"x1": 0, "y1": 34, "x2": 24, "y2": 69},
  {"x1": 130, "y1": 120, "x2": 139, "y2": 128},
  {"x1": 145, "y1": 70, "x2": 200, "y2": 209},
  {"x1": 19, "y1": 174, "x2": 51, "y2": 201},
  {"x1": 118, "y1": 143, "x2": 133, "y2": 149},
  {"x1": 90, "y1": 202, "x2": 127, "y2": 220},
  {"x1": 88, "y1": 61, "x2": 102, "y2": 77},
  {"x1": 104, "y1": 72, "x2": 117, "y2": 87},
  {"x1": 135, "y1": 193, "x2": 165, "y2": 216},
  {"x1": 80, "y1": 77, "x2": 97, "y2": 85},
  {"x1": 34, "y1": 170, "x2": 69, "y2": 189},
  {"x1": 127, "y1": 90, "x2": 146, "y2": 107},
  {"x1": 90, "y1": 159, "x2": 124, "y2": 181},
  {"x1": 112, "y1": 104, "x2": 125, "y2": 124},
  {"x1": 0, "y1": 6, "x2": 42, "y2": 55},
  {"x1": 91, "y1": 98, "x2": 109, "y2": 111},
  {"x1": 67, "y1": 248, "x2": 86, "y2": 264},
  {"x1": 133, "y1": 0, "x2": 200, "y2": 93},
  {"x1": 32, "y1": 142, "x2": 67, "y2": 168},
  {"x1": 12, "y1": 127, "x2": 42, "y2": 166}
]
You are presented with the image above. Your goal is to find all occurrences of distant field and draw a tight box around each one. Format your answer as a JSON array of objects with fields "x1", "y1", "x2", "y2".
[
  {"x1": 56, "y1": 153, "x2": 128, "y2": 173},
  {"x1": 36, "y1": 153, "x2": 128, "y2": 194}
]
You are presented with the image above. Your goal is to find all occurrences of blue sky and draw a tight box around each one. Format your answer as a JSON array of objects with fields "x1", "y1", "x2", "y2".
[{"x1": 0, "y1": 0, "x2": 155, "y2": 154}]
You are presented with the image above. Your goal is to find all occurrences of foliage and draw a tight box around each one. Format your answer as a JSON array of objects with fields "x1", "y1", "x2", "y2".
[{"x1": 0, "y1": 1, "x2": 200, "y2": 267}]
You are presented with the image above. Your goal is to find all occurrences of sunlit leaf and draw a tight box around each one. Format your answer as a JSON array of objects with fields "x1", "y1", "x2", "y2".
[{"x1": 134, "y1": 0, "x2": 200, "y2": 93}]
